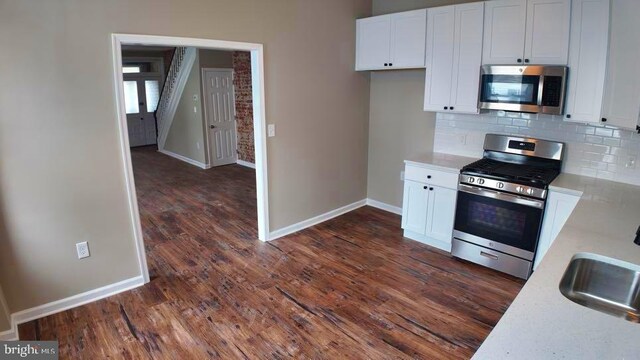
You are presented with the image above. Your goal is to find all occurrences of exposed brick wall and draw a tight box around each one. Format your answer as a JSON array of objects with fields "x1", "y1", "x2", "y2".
[{"x1": 232, "y1": 51, "x2": 255, "y2": 164}]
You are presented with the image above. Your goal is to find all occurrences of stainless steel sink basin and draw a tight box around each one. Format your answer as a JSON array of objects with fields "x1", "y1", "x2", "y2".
[{"x1": 559, "y1": 254, "x2": 640, "y2": 323}]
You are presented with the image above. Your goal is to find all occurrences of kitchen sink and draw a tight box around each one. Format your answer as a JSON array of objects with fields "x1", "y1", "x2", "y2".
[{"x1": 559, "y1": 254, "x2": 640, "y2": 323}]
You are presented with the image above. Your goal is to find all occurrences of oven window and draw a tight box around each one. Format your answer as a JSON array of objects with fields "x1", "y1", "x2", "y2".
[
  {"x1": 481, "y1": 75, "x2": 539, "y2": 105},
  {"x1": 469, "y1": 201, "x2": 527, "y2": 239},
  {"x1": 454, "y1": 191, "x2": 543, "y2": 253}
]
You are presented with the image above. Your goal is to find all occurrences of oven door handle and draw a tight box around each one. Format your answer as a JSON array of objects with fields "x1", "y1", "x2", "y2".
[{"x1": 458, "y1": 184, "x2": 545, "y2": 209}]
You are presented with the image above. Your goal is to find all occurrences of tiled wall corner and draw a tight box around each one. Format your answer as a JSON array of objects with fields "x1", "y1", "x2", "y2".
[
  {"x1": 434, "y1": 112, "x2": 640, "y2": 186},
  {"x1": 232, "y1": 51, "x2": 255, "y2": 164}
]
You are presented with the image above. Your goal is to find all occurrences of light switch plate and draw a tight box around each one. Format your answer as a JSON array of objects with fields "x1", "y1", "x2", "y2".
[{"x1": 268, "y1": 124, "x2": 276, "y2": 137}]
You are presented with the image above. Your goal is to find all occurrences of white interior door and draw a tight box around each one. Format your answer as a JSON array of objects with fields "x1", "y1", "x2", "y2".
[
  {"x1": 123, "y1": 76, "x2": 161, "y2": 147},
  {"x1": 203, "y1": 69, "x2": 238, "y2": 167}
]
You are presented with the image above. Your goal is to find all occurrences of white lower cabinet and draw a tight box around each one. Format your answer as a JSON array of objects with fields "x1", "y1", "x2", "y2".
[
  {"x1": 401, "y1": 164, "x2": 458, "y2": 252},
  {"x1": 534, "y1": 190, "x2": 581, "y2": 269}
]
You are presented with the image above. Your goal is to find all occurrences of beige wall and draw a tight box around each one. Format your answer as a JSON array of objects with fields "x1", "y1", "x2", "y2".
[
  {"x1": 0, "y1": 0, "x2": 371, "y2": 312},
  {"x1": 373, "y1": 0, "x2": 477, "y2": 15},
  {"x1": 366, "y1": 0, "x2": 475, "y2": 208},
  {"x1": 164, "y1": 52, "x2": 207, "y2": 163},
  {"x1": 367, "y1": 70, "x2": 437, "y2": 208},
  {"x1": 199, "y1": 49, "x2": 233, "y2": 69}
]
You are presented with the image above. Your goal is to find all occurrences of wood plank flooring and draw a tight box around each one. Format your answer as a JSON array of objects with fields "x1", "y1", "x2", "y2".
[{"x1": 19, "y1": 146, "x2": 524, "y2": 359}]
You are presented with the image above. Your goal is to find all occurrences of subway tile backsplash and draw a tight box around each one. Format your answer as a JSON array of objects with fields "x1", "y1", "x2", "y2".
[{"x1": 434, "y1": 111, "x2": 640, "y2": 186}]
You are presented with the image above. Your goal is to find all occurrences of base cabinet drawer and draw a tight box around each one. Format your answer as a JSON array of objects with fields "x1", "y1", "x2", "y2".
[{"x1": 404, "y1": 165, "x2": 458, "y2": 189}]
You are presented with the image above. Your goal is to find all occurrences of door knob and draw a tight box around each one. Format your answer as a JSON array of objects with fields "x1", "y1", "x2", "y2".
[{"x1": 210, "y1": 125, "x2": 216, "y2": 129}]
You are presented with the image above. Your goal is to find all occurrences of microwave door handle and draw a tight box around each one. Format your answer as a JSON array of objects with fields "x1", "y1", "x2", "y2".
[
  {"x1": 458, "y1": 184, "x2": 545, "y2": 209},
  {"x1": 537, "y1": 75, "x2": 544, "y2": 106}
]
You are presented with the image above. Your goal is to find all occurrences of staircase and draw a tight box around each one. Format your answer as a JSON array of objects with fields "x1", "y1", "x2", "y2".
[{"x1": 155, "y1": 47, "x2": 197, "y2": 150}]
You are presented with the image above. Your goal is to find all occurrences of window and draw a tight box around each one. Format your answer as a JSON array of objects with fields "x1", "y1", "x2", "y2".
[
  {"x1": 122, "y1": 66, "x2": 141, "y2": 73},
  {"x1": 123, "y1": 81, "x2": 139, "y2": 114},
  {"x1": 145, "y1": 80, "x2": 160, "y2": 112}
]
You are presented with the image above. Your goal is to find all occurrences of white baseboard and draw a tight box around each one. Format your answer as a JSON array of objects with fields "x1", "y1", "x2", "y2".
[
  {"x1": 0, "y1": 327, "x2": 17, "y2": 341},
  {"x1": 4, "y1": 275, "x2": 144, "y2": 340},
  {"x1": 268, "y1": 199, "x2": 367, "y2": 241},
  {"x1": 236, "y1": 159, "x2": 256, "y2": 169},
  {"x1": 365, "y1": 198, "x2": 402, "y2": 215},
  {"x1": 158, "y1": 149, "x2": 210, "y2": 169}
]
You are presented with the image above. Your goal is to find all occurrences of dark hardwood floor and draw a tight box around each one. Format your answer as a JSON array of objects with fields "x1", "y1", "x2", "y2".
[{"x1": 19, "y1": 146, "x2": 524, "y2": 359}]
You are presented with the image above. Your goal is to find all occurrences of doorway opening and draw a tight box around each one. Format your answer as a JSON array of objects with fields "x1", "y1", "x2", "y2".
[{"x1": 111, "y1": 35, "x2": 270, "y2": 283}]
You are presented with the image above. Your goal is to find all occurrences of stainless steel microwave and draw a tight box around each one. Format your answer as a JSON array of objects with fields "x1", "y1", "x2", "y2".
[{"x1": 479, "y1": 65, "x2": 568, "y2": 115}]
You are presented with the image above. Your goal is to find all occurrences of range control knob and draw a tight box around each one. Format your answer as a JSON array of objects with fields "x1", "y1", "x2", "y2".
[
  {"x1": 468, "y1": 176, "x2": 475, "y2": 183},
  {"x1": 477, "y1": 178, "x2": 485, "y2": 185},
  {"x1": 526, "y1": 188, "x2": 535, "y2": 195},
  {"x1": 497, "y1": 182, "x2": 505, "y2": 189},
  {"x1": 516, "y1": 186, "x2": 524, "y2": 193}
]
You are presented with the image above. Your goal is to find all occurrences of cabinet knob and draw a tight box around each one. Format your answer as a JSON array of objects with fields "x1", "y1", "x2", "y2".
[
  {"x1": 444, "y1": 106, "x2": 448, "y2": 110},
  {"x1": 524, "y1": 59, "x2": 530, "y2": 63},
  {"x1": 566, "y1": 114, "x2": 571, "y2": 119},
  {"x1": 517, "y1": 58, "x2": 523, "y2": 63},
  {"x1": 384, "y1": 63, "x2": 388, "y2": 66},
  {"x1": 601, "y1": 118, "x2": 607, "y2": 123},
  {"x1": 389, "y1": 63, "x2": 393, "y2": 66},
  {"x1": 427, "y1": 175, "x2": 432, "y2": 179},
  {"x1": 429, "y1": 187, "x2": 434, "y2": 191},
  {"x1": 450, "y1": 106, "x2": 454, "y2": 110},
  {"x1": 423, "y1": 186, "x2": 428, "y2": 190}
]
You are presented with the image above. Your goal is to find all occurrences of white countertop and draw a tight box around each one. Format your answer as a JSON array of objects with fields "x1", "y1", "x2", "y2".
[
  {"x1": 473, "y1": 173, "x2": 640, "y2": 359},
  {"x1": 404, "y1": 152, "x2": 478, "y2": 173}
]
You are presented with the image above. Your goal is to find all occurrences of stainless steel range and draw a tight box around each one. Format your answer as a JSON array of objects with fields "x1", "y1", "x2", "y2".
[{"x1": 451, "y1": 134, "x2": 564, "y2": 279}]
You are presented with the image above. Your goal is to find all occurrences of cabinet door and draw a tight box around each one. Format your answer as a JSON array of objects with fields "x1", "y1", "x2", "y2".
[
  {"x1": 390, "y1": 9, "x2": 427, "y2": 69},
  {"x1": 534, "y1": 191, "x2": 580, "y2": 269},
  {"x1": 482, "y1": 0, "x2": 527, "y2": 65},
  {"x1": 356, "y1": 15, "x2": 391, "y2": 71},
  {"x1": 450, "y1": 2, "x2": 484, "y2": 114},
  {"x1": 564, "y1": 0, "x2": 610, "y2": 124},
  {"x1": 425, "y1": 186, "x2": 457, "y2": 244},
  {"x1": 424, "y1": 6, "x2": 455, "y2": 112},
  {"x1": 401, "y1": 180, "x2": 429, "y2": 235},
  {"x1": 601, "y1": 0, "x2": 640, "y2": 130},
  {"x1": 524, "y1": 0, "x2": 571, "y2": 64}
]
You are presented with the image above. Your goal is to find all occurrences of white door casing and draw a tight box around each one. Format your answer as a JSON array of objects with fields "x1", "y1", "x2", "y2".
[
  {"x1": 112, "y1": 34, "x2": 272, "y2": 287},
  {"x1": 203, "y1": 69, "x2": 238, "y2": 167}
]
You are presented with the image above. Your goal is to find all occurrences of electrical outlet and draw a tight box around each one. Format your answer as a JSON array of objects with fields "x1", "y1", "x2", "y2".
[
  {"x1": 268, "y1": 124, "x2": 276, "y2": 137},
  {"x1": 76, "y1": 242, "x2": 90, "y2": 259},
  {"x1": 196, "y1": 142, "x2": 200, "y2": 150},
  {"x1": 626, "y1": 155, "x2": 637, "y2": 169},
  {"x1": 400, "y1": 171, "x2": 405, "y2": 181}
]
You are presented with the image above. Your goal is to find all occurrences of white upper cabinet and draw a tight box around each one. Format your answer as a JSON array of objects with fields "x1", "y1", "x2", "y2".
[
  {"x1": 524, "y1": 0, "x2": 571, "y2": 64},
  {"x1": 355, "y1": 16, "x2": 391, "y2": 70},
  {"x1": 601, "y1": 0, "x2": 640, "y2": 130},
  {"x1": 356, "y1": 9, "x2": 426, "y2": 71},
  {"x1": 483, "y1": 0, "x2": 527, "y2": 65},
  {"x1": 424, "y1": 2, "x2": 484, "y2": 114},
  {"x1": 564, "y1": 0, "x2": 610, "y2": 124},
  {"x1": 483, "y1": 0, "x2": 570, "y2": 65},
  {"x1": 424, "y1": 6, "x2": 455, "y2": 112}
]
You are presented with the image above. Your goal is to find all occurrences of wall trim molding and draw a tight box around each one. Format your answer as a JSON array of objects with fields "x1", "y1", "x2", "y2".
[
  {"x1": 365, "y1": 198, "x2": 402, "y2": 215},
  {"x1": 268, "y1": 199, "x2": 367, "y2": 241},
  {"x1": 236, "y1": 160, "x2": 256, "y2": 169},
  {"x1": 158, "y1": 149, "x2": 211, "y2": 169},
  {"x1": 2, "y1": 276, "x2": 145, "y2": 341},
  {"x1": 0, "y1": 327, "x2": 17, "y2": 341}
]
